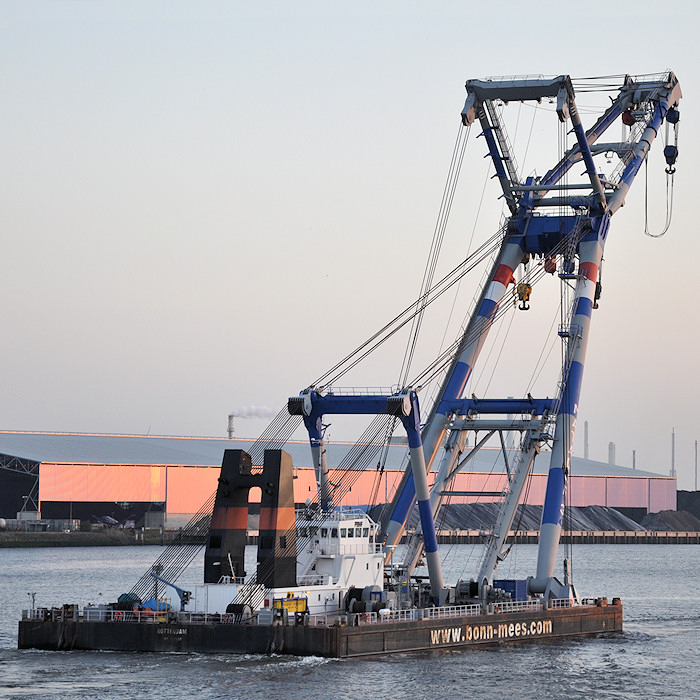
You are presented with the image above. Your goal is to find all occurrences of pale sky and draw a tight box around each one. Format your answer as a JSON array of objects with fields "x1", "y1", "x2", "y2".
[{"x1": 1, "y1": 1, "x2": 699, "y2": 489}]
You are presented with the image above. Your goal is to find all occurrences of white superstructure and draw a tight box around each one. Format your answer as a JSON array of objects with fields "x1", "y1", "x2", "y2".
[{"x1": 262, "y1": 509, "x2": 384, "y2": 616}]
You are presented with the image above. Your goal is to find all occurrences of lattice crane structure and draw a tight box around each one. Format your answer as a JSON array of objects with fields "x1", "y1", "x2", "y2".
[{"x1": 295, "y1": 72, "x2": 681, "y2": 603}]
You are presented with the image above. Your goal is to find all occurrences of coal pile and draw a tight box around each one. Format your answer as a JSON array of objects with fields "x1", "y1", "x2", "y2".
[
  {"x1": 403, "y1": 503, "x2": 645, "y2": 532},
  {"x1": 641, "y1": 510, "x2": 700, "y2": 531}
]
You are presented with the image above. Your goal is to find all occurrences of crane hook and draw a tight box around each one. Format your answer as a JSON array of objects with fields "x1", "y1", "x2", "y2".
[{"x1": 516, "y1": 282, "x2": 532, "y2": 311}]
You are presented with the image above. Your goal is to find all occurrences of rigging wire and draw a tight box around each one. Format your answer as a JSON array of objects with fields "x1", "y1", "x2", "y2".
[
  {"x1": 470, "y1": 293, "x2": 516, "y2": 396},
  {"x1": 525, "y1": 301, "x2": 563, "y2": 390},
  {"x1": 409, "y1": 217, "x2": 588, "y2": 392},
  {"x1": 435, "y1": 151, "x2": 492, "y2": 361},
  {"x1": 399, "y1": 123, "x2": 471, "y2": 387},
  {"x1": 127, "y1": 203, "x2": 507, "y2": 595},
  {"x1": 643, "y1": 114, "x2": 677, "y2": 239},
  {"x1": 316, "y1": 228, "x2": 505, "y2": 388},
  {"x1": 378, "y1": 122, "x2": 471, "y2": 509},
  {"x1": 520, "y1": 100, "x2": 539, "y2": 172}
]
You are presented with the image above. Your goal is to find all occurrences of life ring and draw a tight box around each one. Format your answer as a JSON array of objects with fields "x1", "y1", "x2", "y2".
[
  {"x1": 114, "y1": 611, "x2": 124, "y2": 621},
  {"x1": 222, "y1": 614, "x2": 233, "y2": 623}
]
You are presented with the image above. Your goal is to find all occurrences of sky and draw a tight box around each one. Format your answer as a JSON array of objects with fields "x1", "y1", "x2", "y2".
[{"x1": 1, "y1": 1, "x2": 699, "y2": 490}]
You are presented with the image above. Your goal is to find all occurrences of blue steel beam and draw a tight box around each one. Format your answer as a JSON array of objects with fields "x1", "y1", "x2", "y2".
[
  {"x1": 441, "y1": 398, "x2": 555, "y2": 416},
  {"x1": 479, "y1": 114, "x2": 518, "y2": 214},
  {"x1": 290, "y1": 389, "x2": 445, "y2": 598},
  {"x1": 290, "y1": 393, "x2": 405, "y2": 417},
  {"x1": 569, "y1": 102, "x2": 607, "y2": 212},
  {"x1": 538, "y1": 101, "x2": 623, "y2": 192},
  {"x1": 288, "y1": 390, "x2": 411, "y2": 511}
]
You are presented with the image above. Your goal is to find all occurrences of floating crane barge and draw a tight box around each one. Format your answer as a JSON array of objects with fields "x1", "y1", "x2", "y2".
[
  {"x1": 19, "y1": 71, "x2": 679, "y2": 657},
  {"x1": 19, "y1": 598, "x2": 621, "y2": 657}
]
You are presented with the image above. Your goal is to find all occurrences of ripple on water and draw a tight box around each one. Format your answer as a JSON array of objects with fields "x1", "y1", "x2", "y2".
[{"x1": 2, "y1": 545, "x2": 700, "y2": 699}]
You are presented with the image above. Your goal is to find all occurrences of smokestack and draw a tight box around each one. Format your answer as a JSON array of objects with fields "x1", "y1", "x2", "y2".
[
  {"x1": 227, "y1": 414, "x2": 235, "y2": 439},
  {"x1": 584, "y1": 421, "x2": 589, "y2": 460},
  {"x1": 670, "y1": 427, "x2": 677, "y2": 478},
  {"x1": 608, "y1": 441, "x2": 615, "y2": 465},
  {"x1": 632, "y1": 449, "x2": 636, "y2": 470}
]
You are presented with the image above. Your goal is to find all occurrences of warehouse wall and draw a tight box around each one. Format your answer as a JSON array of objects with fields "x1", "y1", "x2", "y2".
[{"x1": 36, "y1": 462, "x2": 676, "y2": 523}]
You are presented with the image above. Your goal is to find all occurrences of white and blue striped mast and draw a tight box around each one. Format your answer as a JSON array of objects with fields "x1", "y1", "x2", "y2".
[{"x1": 530, "y1": 73, "x2": 682, "y2": 592}]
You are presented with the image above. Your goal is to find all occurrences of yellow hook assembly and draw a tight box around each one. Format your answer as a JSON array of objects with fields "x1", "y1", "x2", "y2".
[{"x1": 516, "y1": 282, "x2": 532, "y2": 311}]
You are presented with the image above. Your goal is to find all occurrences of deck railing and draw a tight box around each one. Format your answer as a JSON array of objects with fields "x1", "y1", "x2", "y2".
[
  {"x1": 493, "y1": 599, "x2": 543, "y2": 613},
  {"x1": 22, "y1": 597, "x2": 587, "y2": 626}
]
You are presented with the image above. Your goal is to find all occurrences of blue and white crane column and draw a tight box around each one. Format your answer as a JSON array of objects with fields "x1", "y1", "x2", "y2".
[
  {"x1": 390, "y1": 390, "x2": 445, "y2": 599},
  {"x1": 296, "y1": 390, "x2": 333, "y2": 512},
  {"x1": 382, "y1": 237, "x2": 525, "y2": 552},
  {"x1": 533, "y1": 88, "x2": 611, "y2": 591},
  {"x1": 530, "y1": 219, "x2": 607, "y2": 592},
  {"x1": 531, "y1": 73, "x2": 681, "y2": 592}
]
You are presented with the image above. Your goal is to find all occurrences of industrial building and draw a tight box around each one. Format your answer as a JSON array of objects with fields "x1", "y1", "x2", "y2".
[{"x1": 0, "y1": 430, "x2": 676, "y2": 527}]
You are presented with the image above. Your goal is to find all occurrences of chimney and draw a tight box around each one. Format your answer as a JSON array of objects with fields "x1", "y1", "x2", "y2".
[
  {"x1": 608, "y1": 441, "x2": 615, "y2": 465},
  {"x1": 670, "y1": 427, "x2": 677, "y2": 478},
  {"x1": 227, "y1": 414, "x2": 235, "y2": 439}
]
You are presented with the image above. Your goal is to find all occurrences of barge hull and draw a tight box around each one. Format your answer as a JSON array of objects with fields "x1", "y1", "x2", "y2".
[{"x1": 18, "y1": 603, "x2": 621, "y2": 658}]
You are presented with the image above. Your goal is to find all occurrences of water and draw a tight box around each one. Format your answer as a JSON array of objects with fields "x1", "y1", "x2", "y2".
[{"x1": 1, "y1": 544, "x2": 699, "y2": 699}]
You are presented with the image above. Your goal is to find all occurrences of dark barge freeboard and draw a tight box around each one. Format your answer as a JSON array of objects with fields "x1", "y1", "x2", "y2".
[{"x1": 18, "y1": 599, "x2": 621, "y2": 658}]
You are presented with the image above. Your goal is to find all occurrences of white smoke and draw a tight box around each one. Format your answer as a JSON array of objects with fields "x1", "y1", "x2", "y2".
[{"x1": 229, "y1": 405, "x2": 278, "y2": 419}]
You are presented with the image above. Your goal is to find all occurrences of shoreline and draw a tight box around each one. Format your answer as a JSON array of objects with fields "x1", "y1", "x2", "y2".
[
  {"x1": 0, "y1": 530, "x2": 168, "y2": 548},
  {"x1": 2, "y1": 529, "x2": 699, "y2": 548}
]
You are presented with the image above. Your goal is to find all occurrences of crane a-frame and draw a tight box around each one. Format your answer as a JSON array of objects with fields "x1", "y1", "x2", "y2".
[{"x1": 296, "y1": 72, "x2": 681, "y2": 604}]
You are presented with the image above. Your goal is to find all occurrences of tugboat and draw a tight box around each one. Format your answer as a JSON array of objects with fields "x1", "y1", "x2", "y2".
[{"x1": 19, "y1": 70, "x2": 681, "y2": 657}]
